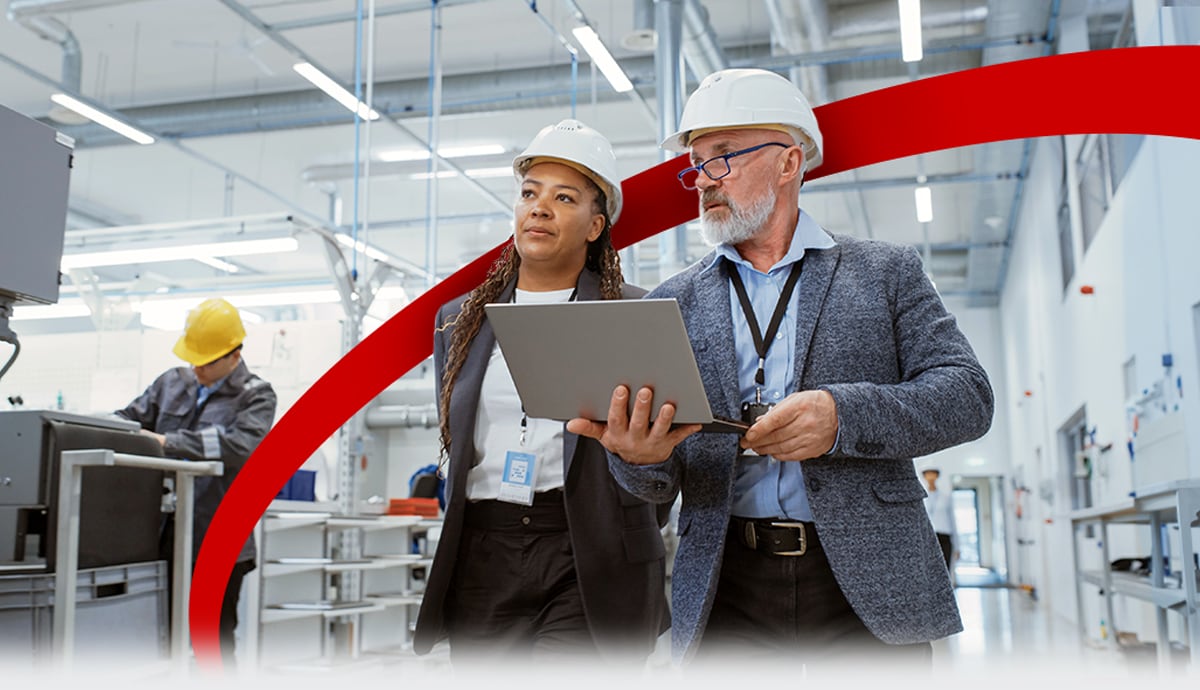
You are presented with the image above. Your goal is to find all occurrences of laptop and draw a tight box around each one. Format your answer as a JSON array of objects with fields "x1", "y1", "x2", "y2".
[{"x1": 484, "y1": 298, "x2": 749, "y2": 435}]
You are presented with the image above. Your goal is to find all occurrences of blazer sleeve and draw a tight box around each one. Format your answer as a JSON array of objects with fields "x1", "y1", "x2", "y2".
[
  {"x1": 821, "y1": 246, "x2": 994, "y2": 460},
  {"x1": 606, "y1": 447, "x2": 683, "y2": 505}
]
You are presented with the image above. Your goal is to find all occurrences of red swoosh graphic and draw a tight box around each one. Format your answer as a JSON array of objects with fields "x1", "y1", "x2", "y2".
[{"x1": 190, "y1": 45, "x2": 1200, "y2": 667}]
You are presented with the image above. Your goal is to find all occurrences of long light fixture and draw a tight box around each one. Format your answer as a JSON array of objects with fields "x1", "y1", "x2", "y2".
[
  {"x1": 898, "y1": 0, "x2": 924, "y2": 63},
  {"x1": 293, "y1": 62, "x2": 380, "y2": 120},
  {"x1": 378, "y1": 143, "x2": 506, "y2": 163},
  {"x1": 411, "y1": 166, "x2": 512, "y2": 181},
  {"x1": 914, "y1": 186, "x2": 933, "y2": 223},
  {"x1": 571, "y1": 25, "x2": 634, "y2": 93},
  {"x1": 49, "y1": 93, "x2": 155, "y2": 145},
  {"x1": 61, "y1": 237, "x2": 299, "y2": 270}
]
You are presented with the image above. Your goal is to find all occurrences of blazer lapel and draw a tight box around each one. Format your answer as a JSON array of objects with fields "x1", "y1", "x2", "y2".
[
  {"x1": 792, "y1": 244, "x2": 840, "y2": 385},
  {"x1": 690, "y1": 261, "x2": 740, "y2": 420}
]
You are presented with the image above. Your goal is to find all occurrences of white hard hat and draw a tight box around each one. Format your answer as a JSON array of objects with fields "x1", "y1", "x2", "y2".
[
  {"x1": 661, "y1": 68, "x2": 824, "y2": 170},
  {"x1": 513, "y1": 118, "x2": 623, "y2": 223}
]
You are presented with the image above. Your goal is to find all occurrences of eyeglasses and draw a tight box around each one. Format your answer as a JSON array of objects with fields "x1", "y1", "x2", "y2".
[{"x1": 676, "y1": 142, "x2": 792, "y2": 190}]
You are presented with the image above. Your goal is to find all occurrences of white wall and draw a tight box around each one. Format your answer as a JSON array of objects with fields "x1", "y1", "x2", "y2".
[{"x1": 997, "y1": 9, "x2": 1200, "y2": 638}]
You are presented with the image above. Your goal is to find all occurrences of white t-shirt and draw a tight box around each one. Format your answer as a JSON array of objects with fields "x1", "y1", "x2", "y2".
[
  {"x1": 465, "y1": 286, "x2": 575, "y2": 501},
  {"x1": 923, "y1": 484, "x2": 957, "y2": 548}
]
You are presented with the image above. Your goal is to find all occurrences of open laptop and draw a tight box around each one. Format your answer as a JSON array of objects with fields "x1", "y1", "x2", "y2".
[{"x1": 484, "y1": 298, "x2": 749, "y2": 435}]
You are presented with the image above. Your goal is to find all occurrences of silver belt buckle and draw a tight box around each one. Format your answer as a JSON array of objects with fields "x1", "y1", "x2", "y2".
[
  {"x1": 742, "y1": 520, "x2": 758, "y2": 550},
  {"x1": 770, "y1": 521, "x2": 807, "y2": 556}
]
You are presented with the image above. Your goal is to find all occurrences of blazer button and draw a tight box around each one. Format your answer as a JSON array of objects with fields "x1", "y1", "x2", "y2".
[
  {"x1": 654, "y1": 481, "x2": 667, "y2": 492},
  {"x1": 809, "y1": 478, "x2": 822, "y2": 492}
]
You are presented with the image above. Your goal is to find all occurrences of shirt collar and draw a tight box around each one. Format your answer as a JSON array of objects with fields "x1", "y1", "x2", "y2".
[
  {"x1": 198, "y1": 373, "x2": 231, "y2": 397},
  {"x1": 700, "y1": 208, "x2": 836, "y2": 275}
]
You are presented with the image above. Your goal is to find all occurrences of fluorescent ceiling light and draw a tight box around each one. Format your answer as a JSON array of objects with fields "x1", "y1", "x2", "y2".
[
  {"x1": 411, "y1": 166, "x2": 512, "y2": 180},
  {"x1": 193, "y1": 256, "x2": 240, "y2": 273},
  {"x1": 571, "y1": 25, "x2": 634, "y2": 93},
  {"x1": 378, "y1": 144, "x2": 506, "y2": 162},
  {"x1": 10, "y1": 301, "x2": 92, "y2": 321},
  {"x1": 61, "y1": 237, "x2": 299, "y2": 270},
  {"x1": 335, "y1": 233, "x2": 390, "y2": 262},
  {"x1": 293, "y1": 62, "x2": 380, "y2": 121},
  {"x1": 898, "y1": 0, "x2": 924, "y2": 63},
  {"x1": 914, "y1": 186, "x2": 933, "y2": 223},
  {"x1": 49, "y1": 93, "x2": 154, "y2": 145}
]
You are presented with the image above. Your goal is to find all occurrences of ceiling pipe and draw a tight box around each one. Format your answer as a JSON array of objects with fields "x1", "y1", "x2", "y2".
[{"x1": 10, "y1": 13, "x2": 84, "y2": 124}]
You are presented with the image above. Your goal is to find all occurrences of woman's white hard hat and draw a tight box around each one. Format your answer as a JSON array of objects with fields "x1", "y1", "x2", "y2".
[{"x1": 513, "y1": 118, "x2": 624, "y2": 223}]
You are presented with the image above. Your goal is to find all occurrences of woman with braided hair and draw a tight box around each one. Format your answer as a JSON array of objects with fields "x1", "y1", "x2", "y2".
[{"x1": 413, "y1": 119, "x2": 669, "y2": 669}]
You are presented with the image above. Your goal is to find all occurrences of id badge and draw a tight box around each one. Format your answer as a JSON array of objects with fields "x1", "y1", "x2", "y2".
[{"x1": 497, "y1": 449, "x2": 537, "y2": 505}]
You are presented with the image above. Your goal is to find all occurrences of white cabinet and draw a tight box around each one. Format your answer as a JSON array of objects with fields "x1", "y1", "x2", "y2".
[
  {"x1": 251, "y1": 500, "x2": 442, "y2": 672},
  {"x1": 1069, "y1": 479, "x2": 1200, "y2": 673}
]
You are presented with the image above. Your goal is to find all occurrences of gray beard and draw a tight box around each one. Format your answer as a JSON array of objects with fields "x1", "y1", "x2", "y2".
[{"x1": 699, "y1": 186, "x2": 777, "y2": 247}]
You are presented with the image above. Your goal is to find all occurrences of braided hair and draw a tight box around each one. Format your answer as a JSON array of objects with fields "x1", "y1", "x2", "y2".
[{"x1": 437, "y1": 180, "x2": 623, "y2": 462}]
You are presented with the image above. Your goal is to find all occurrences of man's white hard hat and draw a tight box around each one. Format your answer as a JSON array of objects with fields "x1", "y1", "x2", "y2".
[{"x1": 661, "y1": 68, "x2": 824, "y2": 170}]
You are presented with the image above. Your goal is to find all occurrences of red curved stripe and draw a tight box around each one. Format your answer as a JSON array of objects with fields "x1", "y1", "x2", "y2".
[{"x1": 190, "y1": 45, "x2": 1200, "y2": 667}]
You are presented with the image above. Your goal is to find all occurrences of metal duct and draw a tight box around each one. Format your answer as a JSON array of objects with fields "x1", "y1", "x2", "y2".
[
  {"x1": 6, "y1": 0, "x2": 150, "y2": 18},
  {"x1": 14, "y1": 14, "x2": 84, "y2": 124},
  {"x1": 828, "y1": 0, "x2": 989, "y2": 39},
  {"x1": 681, "y1": 0, "x2": 727, "y2": 79},
  {"x1": 365, "y1": 404, "x2": 439, "y2": 429},
  {"x1": 622, "y1": 0, "x2": 657, "y2": 51},
  {"x1": 49, "y1": 55, "x2": 668, "y2": 147}
]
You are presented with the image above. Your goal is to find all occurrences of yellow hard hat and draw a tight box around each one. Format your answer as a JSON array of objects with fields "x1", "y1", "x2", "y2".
[{"x1": 172, "y1": 298, "x2": 246, "y2": 366}]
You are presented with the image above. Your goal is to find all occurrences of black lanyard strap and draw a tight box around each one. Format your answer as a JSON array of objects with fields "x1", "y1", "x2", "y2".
[{"x1": 727, "y1": 260, "x2": 802, "y2": 386}]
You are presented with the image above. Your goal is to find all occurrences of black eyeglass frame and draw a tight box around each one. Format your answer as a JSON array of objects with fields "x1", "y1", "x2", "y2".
[{"x1": 676, "y1": 141, "x2": 794, "y2": 190}]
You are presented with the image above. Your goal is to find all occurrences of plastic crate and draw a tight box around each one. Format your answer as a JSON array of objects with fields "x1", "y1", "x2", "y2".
[
  {"x1": 0, "y1": 560, "x2": 168, "y2": 666},
  {"x1": 388, "y1": 498, "x2": 439, "y2": 517}
]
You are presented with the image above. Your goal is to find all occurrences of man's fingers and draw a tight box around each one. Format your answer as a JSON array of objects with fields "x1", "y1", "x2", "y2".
[
  {"x1": 606, "y1": 385, "x2": 631, "y2": 433},
  {"x1": 628, "y1": 387, "x2": 655, "y2": 434}
]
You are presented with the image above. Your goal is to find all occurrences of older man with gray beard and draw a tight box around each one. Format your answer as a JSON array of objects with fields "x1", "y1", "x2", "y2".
[{"x1": 568, "y1": 68, "x2": 994, "y2": 674}]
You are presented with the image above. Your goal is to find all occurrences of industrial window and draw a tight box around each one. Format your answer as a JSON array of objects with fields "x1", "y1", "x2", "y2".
[
  {"x1": 1106, "y1": 133, "x2": 1144, "y2": 195},
  {"x1": 1077, "y1": 134, "x2": 1108, "y2": 253},
  {"x1": 1056, "y1": 137, "x2": 1076, "y2": 291}
]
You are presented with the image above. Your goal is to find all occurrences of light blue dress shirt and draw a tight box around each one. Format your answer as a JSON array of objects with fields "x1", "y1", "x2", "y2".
[
  {"x1": 197, "y1": 374, "x2": 230, "y2": 408},
  {"x1": 699, "y1": 210, "x2": 837, "y2": 520}
]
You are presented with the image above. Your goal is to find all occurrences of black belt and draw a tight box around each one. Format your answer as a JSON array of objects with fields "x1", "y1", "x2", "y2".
[
  {"x1": 463, "y1": 489, "x2": 568, "y2": 532},
  {"x1": 730, "y1": 516, "x2": 817, "y2": 557}
]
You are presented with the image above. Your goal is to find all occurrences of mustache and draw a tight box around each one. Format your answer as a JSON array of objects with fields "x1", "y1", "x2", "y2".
[{"x1": 700, "y1": 189, "x2": 730, "y2": 208}]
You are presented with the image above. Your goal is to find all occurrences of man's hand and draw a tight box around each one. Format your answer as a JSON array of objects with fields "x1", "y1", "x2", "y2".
[
  {"x1": 566, "y1": 385, "x2": 701, "y2": 465},
  {"x1": 138, "y1": 429, "x2": 166, "y2": 447},
  {"x1": 739, "y1": 390, "x2": 838, "y2": 461}
]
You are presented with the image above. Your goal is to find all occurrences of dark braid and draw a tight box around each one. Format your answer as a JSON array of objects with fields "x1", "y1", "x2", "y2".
[{"x1": 437, "y1": 177, "x2": 624, "y2": 462}]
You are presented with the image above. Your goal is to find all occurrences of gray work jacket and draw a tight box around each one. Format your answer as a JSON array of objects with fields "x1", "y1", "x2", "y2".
[{"x1": 116, "y1": 359, "x2": 277, "y2": 563}]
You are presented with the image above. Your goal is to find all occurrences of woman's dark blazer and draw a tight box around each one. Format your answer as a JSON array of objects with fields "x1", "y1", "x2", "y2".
[{"x1": 413, "y1": 267, "x2": 670, "y2": 662}]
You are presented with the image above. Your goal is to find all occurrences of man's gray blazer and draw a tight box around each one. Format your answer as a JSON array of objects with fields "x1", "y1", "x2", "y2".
[{"x1": 608, "y1": 231, "x2": 995, "y2": 663}]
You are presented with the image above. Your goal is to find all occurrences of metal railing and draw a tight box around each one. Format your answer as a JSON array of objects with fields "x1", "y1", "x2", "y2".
[{"x1": 52, "y1": 448, "x2": 223, "y2": 671}]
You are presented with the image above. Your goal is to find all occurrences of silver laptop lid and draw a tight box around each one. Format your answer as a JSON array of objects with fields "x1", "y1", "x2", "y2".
[{"x1": 484, "y1": 298, "x2": 719, "y2": 425}]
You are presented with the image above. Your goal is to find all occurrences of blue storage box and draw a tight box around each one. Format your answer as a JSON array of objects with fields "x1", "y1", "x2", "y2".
[{"x1": 277, "y1": 469, "x2": 316, "y2": 501}]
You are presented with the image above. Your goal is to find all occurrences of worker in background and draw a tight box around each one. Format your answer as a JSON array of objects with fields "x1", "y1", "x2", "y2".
[
  {"x1": 921, "y1": 468, "x2": 958, "y2": 574},
  {"x1": 568, "y1": 68, "x2": 994, "y2": 673},
  {"x1": 413, "y1": 119, "x2": 669, "y2": 670},
  {"x1": 115, "y1": 297, "x2": 277, "y2": 665}
]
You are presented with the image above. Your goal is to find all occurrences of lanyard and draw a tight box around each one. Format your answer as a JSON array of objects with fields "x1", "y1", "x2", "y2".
[
  {"x1": 512, "y1": 284, "x2": 578, "y2": 446},
  {"x1": 727, "y1": 260, "x2": 802, "y2": 398}
]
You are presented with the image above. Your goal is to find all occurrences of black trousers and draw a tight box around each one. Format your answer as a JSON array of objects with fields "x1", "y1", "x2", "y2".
[
  {"x1": 693, "y1": 519, "x2": 932, "y2": 674},
  {"x1": 443, "y1": 490, "x2": 597, "y2": 667},
  {"x1": 935, "y1": 532, "x2": 953, "y2": 571}
]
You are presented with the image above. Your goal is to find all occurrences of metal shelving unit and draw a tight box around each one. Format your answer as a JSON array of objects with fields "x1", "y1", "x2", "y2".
[{"x1": 1070, "y1": 479, "x2": 1200, "y2": 673}]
